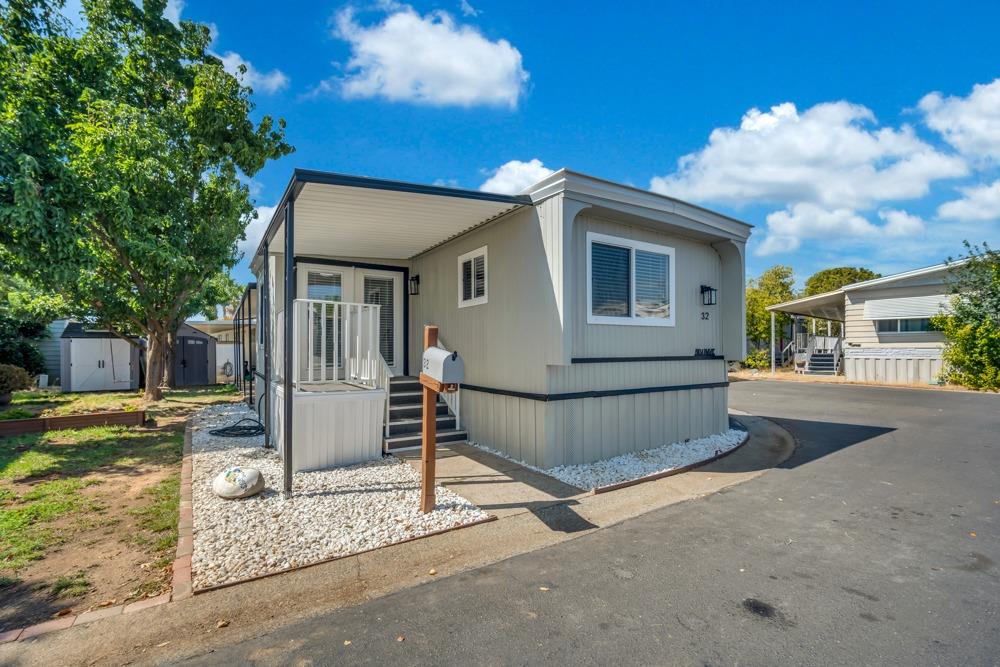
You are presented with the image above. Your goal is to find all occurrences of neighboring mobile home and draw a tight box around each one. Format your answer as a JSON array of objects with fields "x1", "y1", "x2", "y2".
[
  {"x1": 766, "y1": 262, "x2": 957, "y2": 384},
  {"x1": 248, "y1": 169, "x2": 751, "y2": 480}
]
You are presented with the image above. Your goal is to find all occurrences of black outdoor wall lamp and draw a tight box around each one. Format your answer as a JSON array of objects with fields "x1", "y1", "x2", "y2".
[
  {"x1": 408, "y1": 274, "x2": 420, "y2": 296},
  {"x1": 700, "y1": 285, "x2": 717, "y2": 306}
]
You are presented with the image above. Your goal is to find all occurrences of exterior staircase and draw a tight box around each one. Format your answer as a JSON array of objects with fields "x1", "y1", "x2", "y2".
[
  {"x1": 383, "y1": 376, "x2": 467, "y2": 452},
  {"x1": 806, "y1": 352, "x2": 838, "y2": 375}
]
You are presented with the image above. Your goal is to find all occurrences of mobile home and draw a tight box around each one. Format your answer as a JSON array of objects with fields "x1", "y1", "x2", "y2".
[
  {"x1": 766, "y1": 262, "x2": 956, "y2": 384},
  {"x1": 248, "y1": 169, "x2": 750, "y2": 478}
]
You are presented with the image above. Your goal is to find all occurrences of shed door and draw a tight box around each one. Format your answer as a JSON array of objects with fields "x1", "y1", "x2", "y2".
[
  {"x1": 70, "y1": 339, "x2": 110, "y2": 391},
  {"x1": 179, "y1": 337, "x2": 209, "y2": 386},
  {"x1": 107, "y1": 339, "x2": 133, "y2": 389}
]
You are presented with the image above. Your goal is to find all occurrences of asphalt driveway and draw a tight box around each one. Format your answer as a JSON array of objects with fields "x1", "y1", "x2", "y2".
[{"x1": 180, "y1": 380, "x2": 999, "y2": 666}]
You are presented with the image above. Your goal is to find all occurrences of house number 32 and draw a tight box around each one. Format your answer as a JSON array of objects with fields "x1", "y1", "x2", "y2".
[{"x1": 701, "y1": 312, "x2": 710, "y2": 320}]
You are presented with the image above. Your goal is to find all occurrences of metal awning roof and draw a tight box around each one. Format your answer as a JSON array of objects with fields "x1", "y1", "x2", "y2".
[
  {"x1": 767, "y1": 290, "x2": 845, "y2": 321},
  {"x1": 254, "y1": 170, "x2": 531, "y2": 265}
]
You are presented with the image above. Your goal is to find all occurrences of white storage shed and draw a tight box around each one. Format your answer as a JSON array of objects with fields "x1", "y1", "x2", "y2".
[{"x1": 60, "y1": 322, "x2": 142, "y2": 392}]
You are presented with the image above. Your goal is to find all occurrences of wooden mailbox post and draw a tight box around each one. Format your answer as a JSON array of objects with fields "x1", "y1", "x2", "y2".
[{"x1": 418, "y1": 325, "x2": 459, "y2": 513}]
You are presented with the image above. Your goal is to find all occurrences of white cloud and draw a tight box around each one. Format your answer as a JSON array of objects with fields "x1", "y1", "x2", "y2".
[
  {"x1": 163, "y1": 0, "x2": 184, "y2": 25},
  {"x1": 479, "y1": 159, "x2": 553, "y2": 194},
  {"x1": 920, "y1": 78, "x2": 1000, "y2": 161},
  {"x1": 239, "y1": 205, "x2": 277, "y2": 257},
  {"x1": 328, "y1": 4, "x2": 527, "y2": 108},
  {"x1": 219, "y1": 51, "x2": 289, "y2": 94},
  {"x1": 755, "y1": 204, "x2": 926, "y2": 256},
  {"x1": 651, "y1": 101, "x2": 966, "y2": 210},
  {"x1": 459, "y1": 0, "x2": 479, "y2": 17},
  {"x1": 937, "y1": 179, "x2": 1000, "y2": 222},
  {"x1": 877, "y1": 209, "x2": 926, "y2": 236},
  {"x1": 757, "y1": 204, "x2": 878, "y2": 255}
]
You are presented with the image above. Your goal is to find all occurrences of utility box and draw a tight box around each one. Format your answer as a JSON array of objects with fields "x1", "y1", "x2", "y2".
[{"x1": 422, "y1": 347, "x2": 464, "y2": 385}]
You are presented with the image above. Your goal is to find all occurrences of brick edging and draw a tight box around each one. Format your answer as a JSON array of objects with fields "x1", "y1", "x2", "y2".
[
  {"x1": 172, "y1": 426, "x2": 195, "y2": 600},
  {"x1": 2, "y1": 425, "x2": 194, "y2": 644}
]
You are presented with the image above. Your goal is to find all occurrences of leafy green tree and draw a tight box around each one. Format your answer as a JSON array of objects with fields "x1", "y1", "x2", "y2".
[
  {"x1": 802, "y1": 266, "x2": 880, "y2": 335},
  {"x1": 932, "y1": 242, "x2": 1000, "y2": 391},
  {"x1": 746, "y1": 265, "x2": 795, "y2": 350},
  {"x1": 803, "y1": 267, "x2": 880, "y2": 296},
  {"x1": 0, "y1": 269, "x2": 68, "y2": 376},
  {"x1": 0, "y1": 0, "x2": 292, "y2": 399}
]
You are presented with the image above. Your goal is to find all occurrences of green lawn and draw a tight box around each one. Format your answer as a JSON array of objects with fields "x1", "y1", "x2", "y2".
[{"x1": 2, "y1": 384, "x2": 238, "y2": 421}]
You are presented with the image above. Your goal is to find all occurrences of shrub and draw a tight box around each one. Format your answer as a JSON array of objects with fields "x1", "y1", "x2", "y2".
[
  {"x1": 933, "y1": 316, "x2": 1000, "y2": 391},
  {"x1": 932, "y1": 242, "x2": 1000, "y2": 392},
  {"x1": 743, "y1": 349, "x2": 771, "y2": 370},
  {"x1": 0, "y1": 364, "x2": 33, "y2": 395}
]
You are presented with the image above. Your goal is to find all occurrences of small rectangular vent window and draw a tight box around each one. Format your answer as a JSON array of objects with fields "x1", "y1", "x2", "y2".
[{"x1": 458, "y1": 246, "x2": 488, "y2": 308}]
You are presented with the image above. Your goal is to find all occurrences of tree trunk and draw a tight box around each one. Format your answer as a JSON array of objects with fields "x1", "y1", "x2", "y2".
[
  {"x1": 144, "y1": 332, "x2": 165, "y2": 401},
  {"x1": 165, "y1": 330, "x2": 177, "y2": 389}
]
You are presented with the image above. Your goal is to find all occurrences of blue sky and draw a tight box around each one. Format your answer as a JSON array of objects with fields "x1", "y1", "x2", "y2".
[{"x1": 85, "y1": 1, "x2": 1000, "y2": 285}]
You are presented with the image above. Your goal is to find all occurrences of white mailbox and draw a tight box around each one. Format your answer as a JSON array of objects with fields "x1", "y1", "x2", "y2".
[{"x1": 422, "y1": 347, "x2": 464, "y2": 385}]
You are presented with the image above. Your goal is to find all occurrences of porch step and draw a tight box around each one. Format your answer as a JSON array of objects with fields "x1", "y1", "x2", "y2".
[
  {"x1": 388, "y1": 414, "x2": 457, "y2": 436},
  {"x1": 384, "y1": 428, "x2": 467, "y2": 451},
  {"x1": 389, "y1": 390, "x2": 448, "y2": 406},
  {"x1": 389, "y1": 402, "x2": 449, "y2": 419}
]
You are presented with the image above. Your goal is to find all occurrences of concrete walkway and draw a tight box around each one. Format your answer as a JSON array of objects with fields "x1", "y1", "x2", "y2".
[{"x1": 4, "y1": 416, "x2": 793, "y2": 667}]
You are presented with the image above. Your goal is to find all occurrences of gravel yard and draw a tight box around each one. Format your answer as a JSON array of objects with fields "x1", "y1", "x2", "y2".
[
  {"x1": 190, "y1": 404, "x2": 489, "y2": 589},
  {"x1": 472, "y1": 426, "x2": 748, "y2": 491}
]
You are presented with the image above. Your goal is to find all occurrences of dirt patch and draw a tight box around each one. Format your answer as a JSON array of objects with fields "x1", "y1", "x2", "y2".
[
  {"x1": 0, "y1": 459, "x2": 177, "y2": 630},
  {"x1": 0, "y1": 387, "x2": 242, "y2": 632}
]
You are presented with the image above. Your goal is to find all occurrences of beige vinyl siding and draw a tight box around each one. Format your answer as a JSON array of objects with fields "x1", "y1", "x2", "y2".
[
  {"x1": 844, "y1": 285, "x2": 947, "y2": 348},
  {"x1": 572, "y1": 213, "x2": 723, "y2": 359},
  {"x1": 409, "y1": 204, "x2": 565, "y2": 393},
  {"x1": 546, "y1": 359, "x2": 726, "y2": 393}
]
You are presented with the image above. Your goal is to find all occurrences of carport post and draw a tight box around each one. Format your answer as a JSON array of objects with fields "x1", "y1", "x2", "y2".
[
  {"x1": 282, "y1": 199, "x2": 295, "y2": 496},
  {"x1": 263, "y1": 239, "x2": 271, "y2": 449},
  {"x1": 770, "y1": 311, "x2": 776, "y2": 374}
]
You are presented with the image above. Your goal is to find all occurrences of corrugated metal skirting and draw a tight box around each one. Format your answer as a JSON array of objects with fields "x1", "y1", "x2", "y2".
[{"x1": 272, "y1": 385, "x2": 386, "y2": 472}]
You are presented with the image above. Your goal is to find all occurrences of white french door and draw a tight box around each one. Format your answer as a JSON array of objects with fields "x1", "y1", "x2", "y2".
[{"x1": 297, "y1": 263, "x2": 405, "y2": 376}]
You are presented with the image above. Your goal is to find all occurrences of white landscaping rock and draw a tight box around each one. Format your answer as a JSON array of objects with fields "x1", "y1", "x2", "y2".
[
  {"x1": 189, "y1": 403, "x2": 488, "y2": 590},
  {"x1": 212, "y1": 467, "x2": 265, "y2": 499},
  {"x1": 472, "y1": 426, "x2": 748, "y2": 491}
]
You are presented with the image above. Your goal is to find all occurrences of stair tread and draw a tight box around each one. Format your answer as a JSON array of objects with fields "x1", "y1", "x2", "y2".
[{"x1": 385, "y1": 428, "x2": 467, "y2": 443}]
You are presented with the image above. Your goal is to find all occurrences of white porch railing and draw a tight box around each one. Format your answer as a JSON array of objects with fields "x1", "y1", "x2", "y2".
[{"x1": 292, "y1": 299, "x2": 388, "y2": 389}]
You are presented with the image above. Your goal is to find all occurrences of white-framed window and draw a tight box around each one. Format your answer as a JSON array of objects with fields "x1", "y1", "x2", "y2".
[
  {"x1": 587, "y1": 231, "x2": 675, "y2": 327},
  {"x1": 875, "y1": 318, "x2": 933, "y2": 333},
  {"x1": 457, "y1": 246, "x2": 488, "y2": 308}
]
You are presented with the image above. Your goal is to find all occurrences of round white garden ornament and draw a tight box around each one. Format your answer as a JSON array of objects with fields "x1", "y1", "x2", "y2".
[{"x1": 213, "y1": 467, "x2": 265, "y2": 499}]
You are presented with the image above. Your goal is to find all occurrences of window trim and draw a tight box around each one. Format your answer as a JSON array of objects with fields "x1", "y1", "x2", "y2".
[
  {"x1": 586, "y1": 231, "x2": 676, "y2": 327},
  {"x1": 457, "y1": 246, "x2": 488, "y2": 308}
]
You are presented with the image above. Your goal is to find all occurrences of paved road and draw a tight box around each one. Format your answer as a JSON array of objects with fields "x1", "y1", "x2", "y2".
[{"x1": 180, "y1": 381, "x2": 1000, "y2": 666}]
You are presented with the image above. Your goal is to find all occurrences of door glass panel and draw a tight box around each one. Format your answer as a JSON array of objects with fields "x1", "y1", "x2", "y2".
[
  {"x1": 307, "y1": 272, "x2": 342, "y2": 374},
  {"x1": 363, "y1": 276, "x2": 395, "y2": 366}
]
